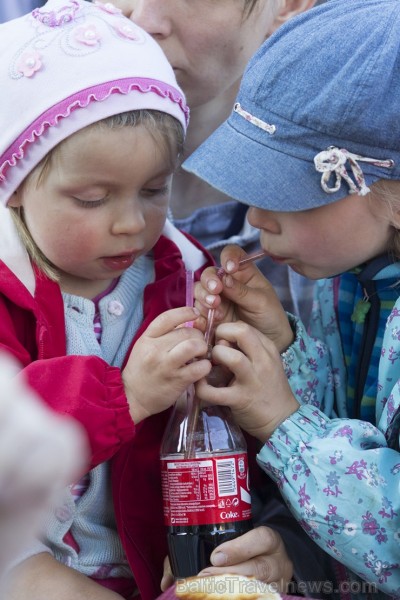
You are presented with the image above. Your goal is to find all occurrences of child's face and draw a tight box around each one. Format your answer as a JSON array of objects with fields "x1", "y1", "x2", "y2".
[
  {"x1": 98, "y1": 0, "x2": 281, "y2": 109},
  {"x1": 247, "y1": 188, "x2": 397, "y2": 279},
  {"x1": 11, "y1": 125, "x2": 174, "y2": 298}
]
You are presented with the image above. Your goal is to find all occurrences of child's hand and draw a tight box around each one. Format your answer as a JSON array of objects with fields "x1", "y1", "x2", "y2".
[
  {"x1": 199, "y1": 526, "x2": 293, "y2": 593},
  {"x1": 122, "y1": 307, "x2": 211, "y2": 424},
  {"x1": 194, "y1": 245, "x2": 294, "y2": 353},
  {"x1": 161, "y1": 527, "x2": 293, "y2": 593},
  {"x1": 196, "y1": 320, "x2": 299, "y2": 441}
]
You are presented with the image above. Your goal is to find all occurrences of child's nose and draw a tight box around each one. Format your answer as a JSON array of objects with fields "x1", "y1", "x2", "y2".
[
  {"x1": 247, "y1": 206, "x2": 281, "y2": 234},
  {"x1": 111, "y1": 201, "x2": 146, "y2": 236}
]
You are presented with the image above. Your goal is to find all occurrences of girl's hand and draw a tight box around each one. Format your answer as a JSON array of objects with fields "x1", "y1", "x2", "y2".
[
  {"x1": 122, "y1": 307, "x2": 211, "y2": 424},
  {"x1": 199, "y1": 526, "x2": 293, "y2": 593},
  {"x1": 196, "y1": 320, "x2": 299, "y2": 441},
  {"x1": 194, "y1": 245, "x2": 294, "y2": 353}
]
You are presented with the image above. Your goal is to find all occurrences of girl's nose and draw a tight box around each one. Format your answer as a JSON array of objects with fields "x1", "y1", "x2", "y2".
[
  {"x1": 111, "y1": 201, "x2": 146, "y2": 236},
  {"x1": 247, "y1": 206, "x2": 282, "y2": 234},
  {"x1": 129, "y1": 0, "x2": 172, "y2": 39}
]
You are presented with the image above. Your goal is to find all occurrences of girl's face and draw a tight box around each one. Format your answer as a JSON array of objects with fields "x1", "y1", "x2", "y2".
[
  {"x1": 11, "y1": 125, "x2": 174, "y2": 298},
  {"x1": 247, "y1": 188, "x2": 399, "y2": 279},
  {"x1": 98, "y1": 0, "x2": 284, "y2": 108}
]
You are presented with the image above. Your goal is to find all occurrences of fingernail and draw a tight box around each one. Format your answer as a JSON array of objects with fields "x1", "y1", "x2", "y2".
[
  {"x1": 224, "y1": 275, "x2": 233, "y2": 288},
  {"x1": 208, "y1": 279, "x2": 217, "y2": 291},
  {"x1": 205, "y1": 295, "x2": 216, "y2": 306},
  {"x1": 225, "y1": 260, "x2": 235, "y2": 273},
  {"x1": 211, "y1": 551, "x2": 227, "y2": 566}
]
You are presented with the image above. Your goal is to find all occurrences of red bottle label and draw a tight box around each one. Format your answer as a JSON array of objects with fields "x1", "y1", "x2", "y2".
[{"x1": 161, "y1": 453, "x2": 252, "y2": 526}]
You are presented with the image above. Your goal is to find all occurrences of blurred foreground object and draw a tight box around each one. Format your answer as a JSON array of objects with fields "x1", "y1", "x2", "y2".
[
  {"x1": 0, "y1": 352, "x2": 88, "y2": 575},
  {"x1": 0, "y1": 1, "x2": 45, "y2": 23},
  {"x1": 175, "y1": 574, "x2": 281, "y2": 600}
]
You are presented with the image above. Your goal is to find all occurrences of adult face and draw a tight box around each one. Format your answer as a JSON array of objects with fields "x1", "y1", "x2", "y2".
[{"x1": 97, "y1": 1, "x2": 293, "y2": 109}]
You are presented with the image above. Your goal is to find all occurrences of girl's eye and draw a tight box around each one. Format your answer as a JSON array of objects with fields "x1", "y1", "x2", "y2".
[
  {"x1": 74, "y1": 197, "x2": 106, "y2": 208},
  {"x1": 141, "y1": 185, "x2": 170, "y2": 198}
]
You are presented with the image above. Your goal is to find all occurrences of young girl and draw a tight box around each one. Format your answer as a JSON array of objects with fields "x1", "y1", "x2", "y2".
[
  {"x1": 187, "y1": 0, "x2": 400, "y2": 598},
  {"x1": 0, "y1": 1, "x2": 213, "y2": 598}
]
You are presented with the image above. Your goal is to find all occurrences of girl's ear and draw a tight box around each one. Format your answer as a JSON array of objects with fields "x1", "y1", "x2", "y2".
[
  {"x1": 269, "y1": 0, "x2": 317, "y2": 34},
  {"x1": 391, "y1": 210, "x2": 400, "y2": 231},
  {"x1": 7, "y1": 189, "x2": 23, "y2": 208}
]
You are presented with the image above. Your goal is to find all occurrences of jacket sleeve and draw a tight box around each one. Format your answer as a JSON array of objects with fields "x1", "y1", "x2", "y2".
[
  {"x1": 253, "y1": 474, "x2": 340, "y2": 599},
  {"x1": 280, "y1": 313, "x2": 335, "y2": 416},
  {"x1": 258, "y1": 405, "x2": 400, "y2": 597},
  {"x1": 0, "y1": 277, "x2": 135, "y2": 469},
  {"x1": 21, "y1": 356, "x2": 135, "y2": 469},
  {"x1": 256, "y1": 310, "x2": 400, "y2": 596}
]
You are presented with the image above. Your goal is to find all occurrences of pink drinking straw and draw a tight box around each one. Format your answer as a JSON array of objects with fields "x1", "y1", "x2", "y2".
[
  {"x1": 184, "y1": 269, "x2": 198, "y2": 458},
  {"x1": 185, "y1": 250, "x2": 266, "y2": 459},
  {"x1": 204, "y1": 249, "x2": 266, "y2": 354},
  {"x1": 185, "y1": 269, "x2": 194, "y2": 327}
]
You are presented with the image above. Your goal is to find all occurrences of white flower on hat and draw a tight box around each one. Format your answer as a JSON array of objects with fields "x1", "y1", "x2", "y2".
[
  {"x1": 114, "y1": 21, "x2": 142, "y2": 41},
  {"x1": 16, "y1": 50, "x2": 42, "y2": 77},
  {"x1": 314, "y1": 146, "x2": 393, "y2": 196},
  {"x1": 74, "y1": 24, "x2": 101, "y2": 46},
  {"x1": 94, "y1": 1, "x2": 122, "y2": 15}
]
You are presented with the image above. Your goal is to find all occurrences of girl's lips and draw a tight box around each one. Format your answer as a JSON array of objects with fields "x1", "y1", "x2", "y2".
[
  {"x1": 265, "y1": 252, "x2": 288, "y2": 264},
  {"x1": 102, "y1": 253, "x2": 136, "y2": 271}
]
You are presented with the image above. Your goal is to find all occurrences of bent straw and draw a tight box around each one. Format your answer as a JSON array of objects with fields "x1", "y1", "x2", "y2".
[
  {"x1": 205, "y1": 249, "x2": 267, "y2": 353},
  {"x1": 184, "y1": 269, "x2": 198, "y2": 458},
  {"x1": 185, "y1": 250, "x2": 266, "y2": 459}
]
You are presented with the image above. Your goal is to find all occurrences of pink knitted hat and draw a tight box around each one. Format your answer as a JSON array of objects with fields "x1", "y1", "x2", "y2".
[{"x1": 0, "y1": 0, "x2": 189, "y2": 206}]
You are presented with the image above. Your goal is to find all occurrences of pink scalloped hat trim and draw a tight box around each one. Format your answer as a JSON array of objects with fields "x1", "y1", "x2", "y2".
[{"x1": 0, "y1": 77, "x2": 189, "y2": 182}]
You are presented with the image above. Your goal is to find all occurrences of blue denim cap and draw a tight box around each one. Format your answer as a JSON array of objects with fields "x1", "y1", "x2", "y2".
[{"x1": 183, "y1": 0, "x2": 400, "y2": 212}]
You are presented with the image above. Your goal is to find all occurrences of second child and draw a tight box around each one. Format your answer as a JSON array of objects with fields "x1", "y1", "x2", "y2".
[{"x1": 188, "y1": 0, "x2": 400, "y2": 597}]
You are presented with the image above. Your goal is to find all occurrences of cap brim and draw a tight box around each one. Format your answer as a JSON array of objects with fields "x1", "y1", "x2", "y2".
[{"x1": 183, "y1": 117, "x2": 379, "y2": 212}]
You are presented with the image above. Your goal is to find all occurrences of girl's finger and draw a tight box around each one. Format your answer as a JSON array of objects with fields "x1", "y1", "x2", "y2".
[{"x1": 145, "y1": 307, "x2": 200, "y2": 337}]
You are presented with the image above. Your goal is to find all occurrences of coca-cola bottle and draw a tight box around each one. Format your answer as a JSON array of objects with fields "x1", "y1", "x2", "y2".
[{"x1": 160, "y1": 385, "x2": 253, "y2": 579}]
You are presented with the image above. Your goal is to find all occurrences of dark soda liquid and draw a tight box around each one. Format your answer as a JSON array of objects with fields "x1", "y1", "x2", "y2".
[{"x1": 167, "y1": 519, "x2": 253, "y2": 579}]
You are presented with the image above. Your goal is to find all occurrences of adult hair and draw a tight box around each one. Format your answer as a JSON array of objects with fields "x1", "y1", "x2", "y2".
[
  {"x1": 10, "y1": 110, "x2": 184, "y2": 280},
  {"x1": 243, "y1": 0, "x2": 275, "y2": 18},
  {"x1": 242, "y1": 0, "x2": 285, "y2": 23},
  {"x1": 243, "y1": 0, "x2": 261, "y2": 15}
]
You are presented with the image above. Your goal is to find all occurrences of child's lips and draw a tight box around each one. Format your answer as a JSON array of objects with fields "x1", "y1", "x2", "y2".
[
  {"x1": 265, "y1": 252, "x2": 289, "y2": 264},
  {"x1": 102, "y1": 253, "x2": 136, "y2": 271}
]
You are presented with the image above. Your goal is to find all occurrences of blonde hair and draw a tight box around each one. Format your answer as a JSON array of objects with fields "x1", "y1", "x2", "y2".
[
  {"x1": 10, "y1": 110, "x2": 184, "y2": 280},
  {"x1": 370, "y1": 179, "x2": 400, "y2": 260}
]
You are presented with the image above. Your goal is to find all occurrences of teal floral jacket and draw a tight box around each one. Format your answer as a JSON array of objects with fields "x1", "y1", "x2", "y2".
[{"x1": 258, "y1": 257, "x2": 400, "y2": 599}]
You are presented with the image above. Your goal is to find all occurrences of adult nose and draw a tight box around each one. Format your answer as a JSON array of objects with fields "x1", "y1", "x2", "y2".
[{"x1": 129, "y1": 0, "x2": 172, "y2": 39}]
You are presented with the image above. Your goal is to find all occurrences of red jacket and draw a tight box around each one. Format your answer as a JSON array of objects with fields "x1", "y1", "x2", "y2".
[{"x1": 0, "y1": 219, "x2": 213, "y2": 600}]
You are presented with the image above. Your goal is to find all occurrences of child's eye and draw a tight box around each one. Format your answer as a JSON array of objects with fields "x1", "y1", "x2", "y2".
[
  {"x1": 74, "y1": 197, "x2": 106, "y2": 208},
  {"x1": 141, "y1": 185, "x2": 170, "y2": 198}
]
